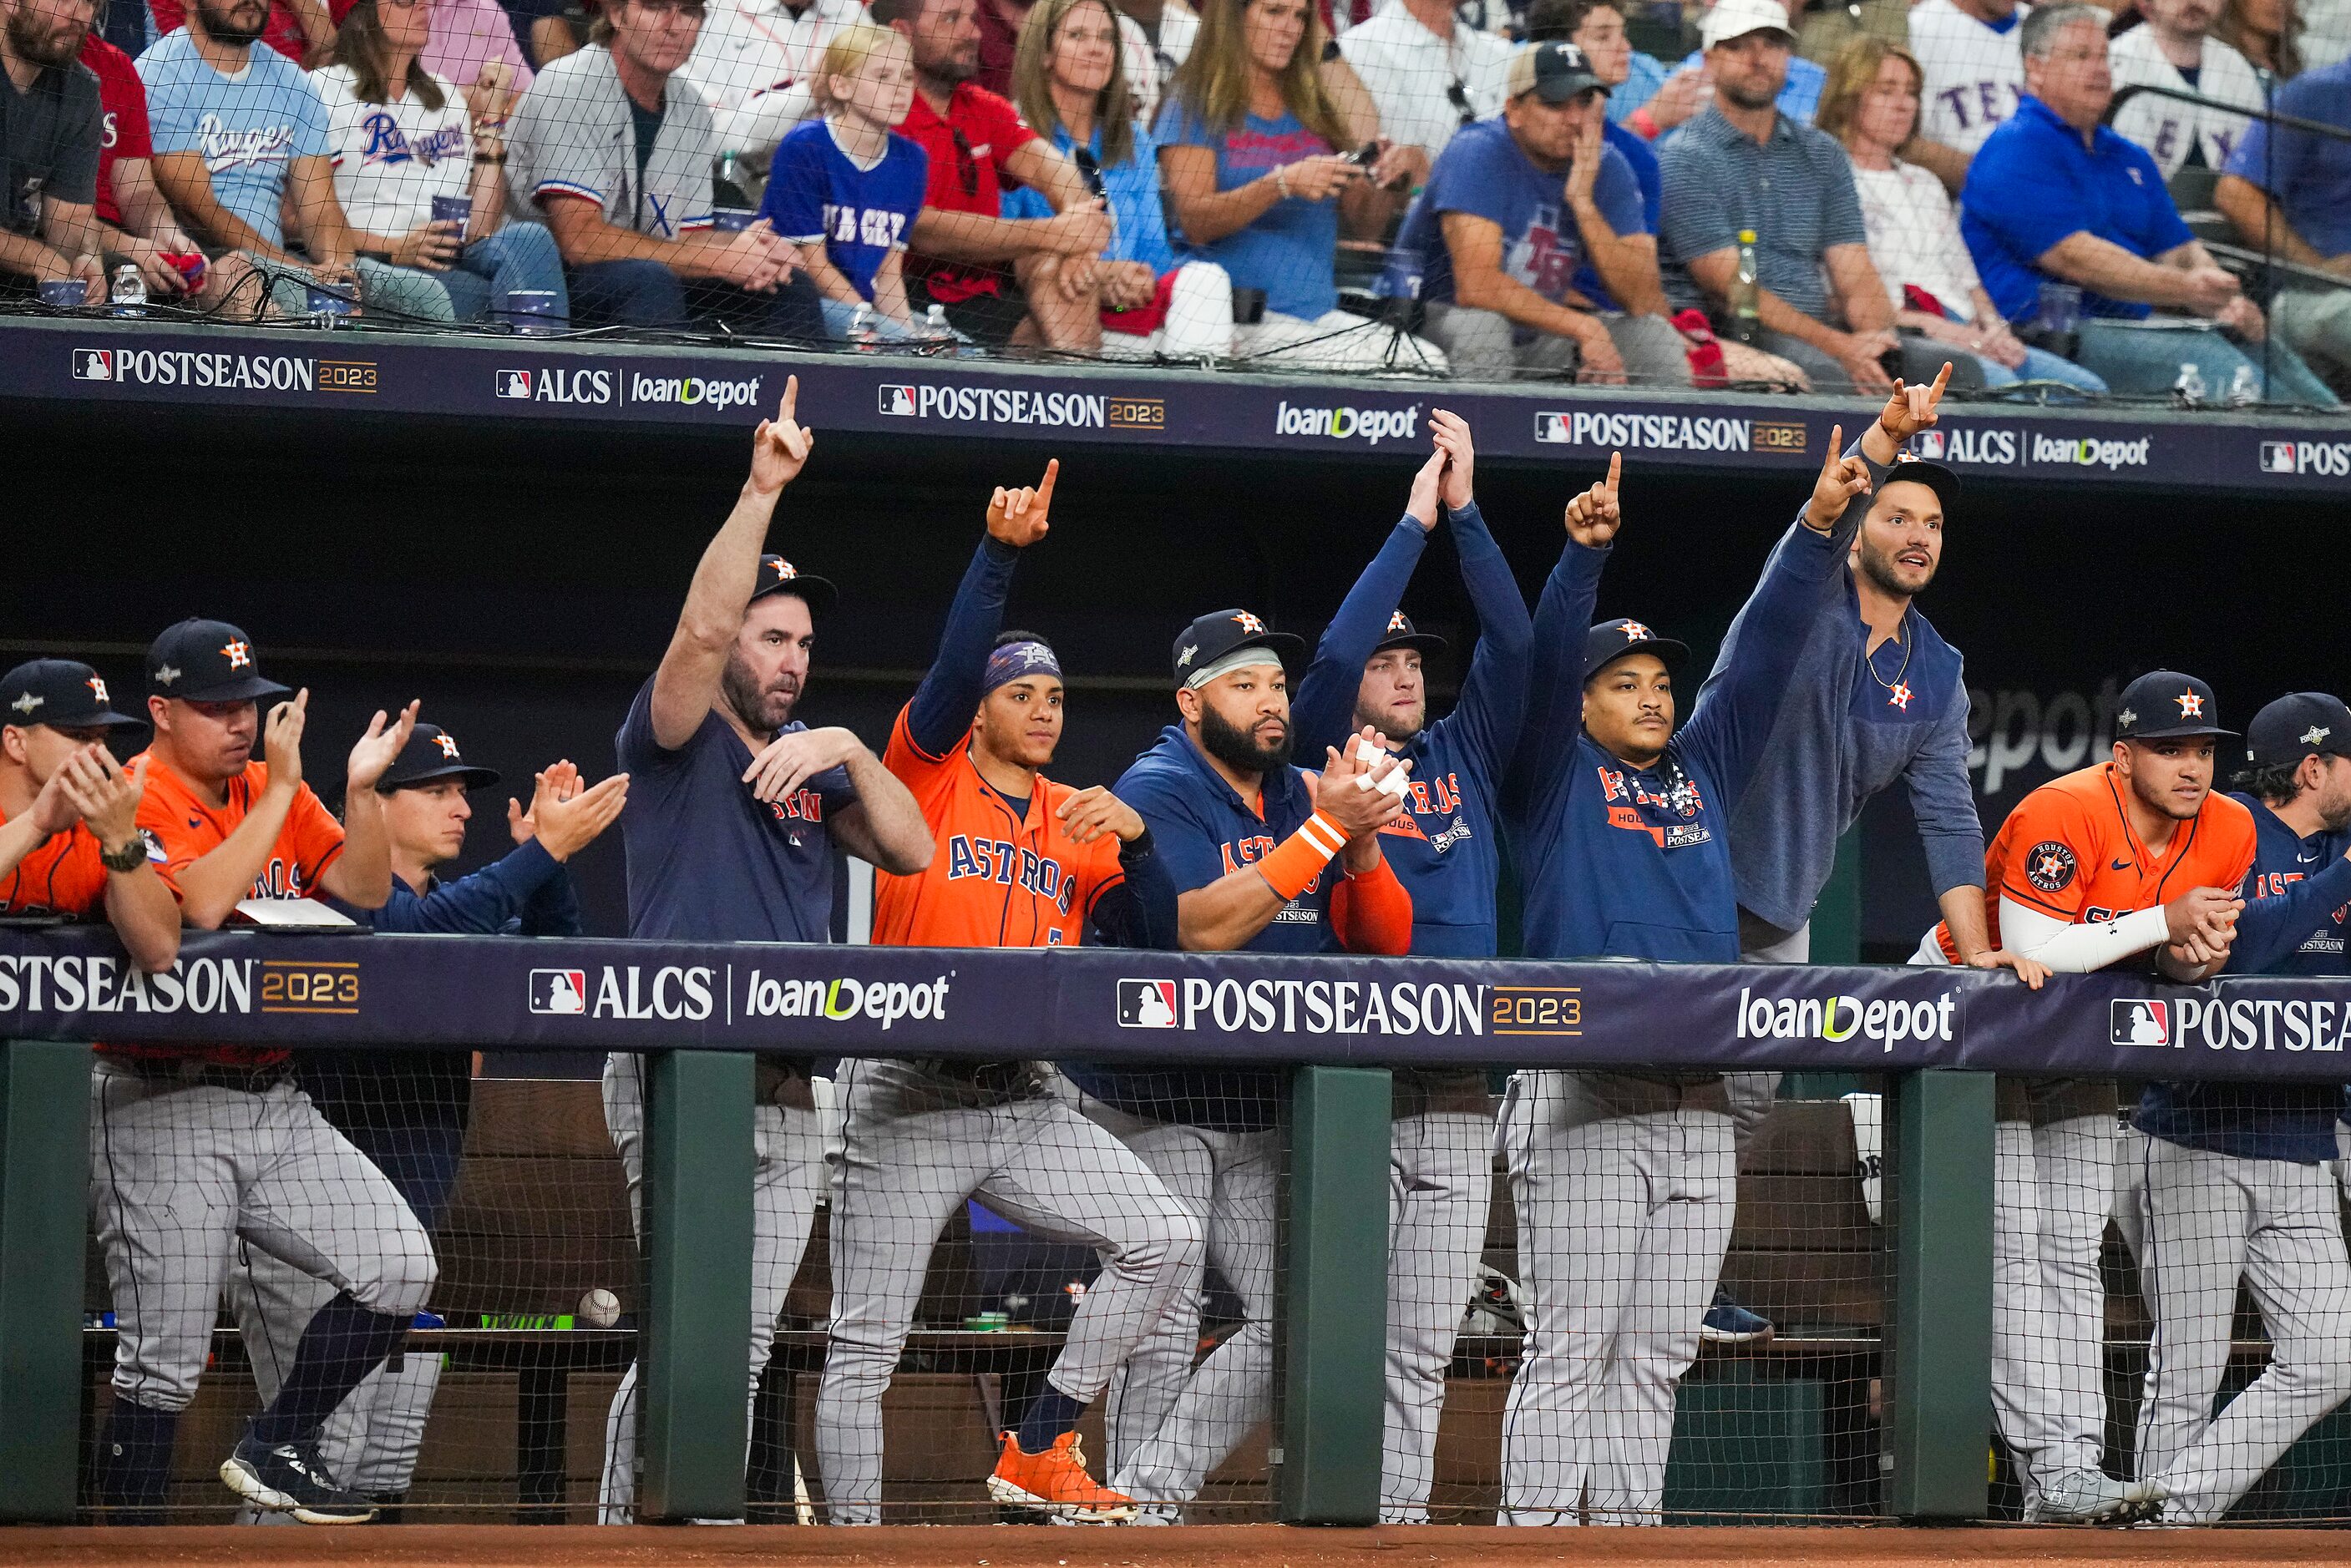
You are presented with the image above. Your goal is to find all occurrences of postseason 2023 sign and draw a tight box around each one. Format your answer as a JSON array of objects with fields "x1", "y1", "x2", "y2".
[{"x1": 3, "y1": 927, "x2": 2348, "y2": 1081}]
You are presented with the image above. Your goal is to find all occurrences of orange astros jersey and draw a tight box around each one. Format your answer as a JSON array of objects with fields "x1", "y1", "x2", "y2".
[
  {"x1": 1936, "y1": 761, "x2": 2256, "y2": 960},
  {"x1": 134, "y1": 755, "x2": 348, "y2": 903},
  {"x1": 872, "y1": 708, "x2": 1128, "y2": 948},
  {"x1": 0, "y1": 807, "x2": 109, "y2": 918}
]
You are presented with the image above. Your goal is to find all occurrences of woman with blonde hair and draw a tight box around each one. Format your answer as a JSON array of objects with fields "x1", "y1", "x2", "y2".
[
  {"x1": 1821, "y1": 35, "x2": 2104, "y2": 392},
  {"x1": 757, "y1": 23, "x2": 936, "y2": 341},
  {"x1": 1153, "y1": 0, "x2": 1444, "y2": 367}
]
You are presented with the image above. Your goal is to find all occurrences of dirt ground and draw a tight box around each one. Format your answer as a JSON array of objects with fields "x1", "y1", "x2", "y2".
[{"x1": 3, "y1": 1525, "x2": 2345, "y2": 1568}]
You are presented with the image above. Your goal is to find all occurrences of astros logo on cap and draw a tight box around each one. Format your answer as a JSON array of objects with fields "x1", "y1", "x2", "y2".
[
  {"x1": 2176, "y1": 690, "x2": 2204, "y2": 718},
  {"x1": 772, "y1": 559, "x2": 798, "y2": 580},
  {"x1": 1233, "y1": 613, "x2": 1266, "y2": 634},
  {"x1": 221, "y1": 641, "x2": 252, "y2": 670},
  {"x1": 435, "y1": 733, "x2": 462, "y2": 758},
  {"x1": 1620, "y1": 621, "x2": 1652, "y2": 640},
  {"x1": 1386, "y1": 611, "x2": 1410, "y2": 633},
  {"x1": 87, "y1": 676, "x2": 109, "y2": 704}
]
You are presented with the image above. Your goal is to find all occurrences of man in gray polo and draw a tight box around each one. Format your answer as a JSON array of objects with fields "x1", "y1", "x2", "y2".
[{"x1": 1659, "y1": 0, "x2": 1956, "y2": 392}]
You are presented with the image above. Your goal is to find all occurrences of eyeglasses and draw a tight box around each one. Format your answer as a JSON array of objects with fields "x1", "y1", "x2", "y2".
[
  {"x1": 1446, "y1": 78, "x2": 1474, "y2": 124},
  {"x1": 1072, "y1": 144, "x2": 1107, "y2": 200},
  {"x1": 951, "y1": 126, "x2": 980, "y2": 195}
]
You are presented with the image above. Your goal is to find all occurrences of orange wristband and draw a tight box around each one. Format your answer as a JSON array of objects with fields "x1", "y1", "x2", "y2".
[
  {"x1": 1257, "y1": 812, "x2": 1348, "y2": 901},
  {"x1": 1629, "y1": 107, "x2": 1661, "y2": 139}
]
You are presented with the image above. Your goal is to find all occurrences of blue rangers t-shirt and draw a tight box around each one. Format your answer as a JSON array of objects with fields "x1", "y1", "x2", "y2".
[
  {"x1": 759, "y1": 117, "x2": 928, "y2": 302},
  {"x1": 2135, "y1": 794, "x2": 2351, "y2": 1164},
  {"x1": 614, "y1": 675, "x2": 859, "y2": 943},
  {"x1": 139, "y1": 28, "x2": 329, "y2": 250},
  {"x1": 1062, "y1": 724, "x2": 1341, "y2": 1130},
  {"x1": 1389, "y1": 116, "x2": 1644, "y2": 313}
]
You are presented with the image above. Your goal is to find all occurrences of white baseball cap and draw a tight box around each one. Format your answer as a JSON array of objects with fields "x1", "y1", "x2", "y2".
[{"x1": 1700, "y1": 0, "x2": 1795, "y2": 49}]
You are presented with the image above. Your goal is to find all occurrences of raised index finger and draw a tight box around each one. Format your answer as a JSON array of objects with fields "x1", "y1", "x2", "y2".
[
  {"x1": 1036, "y1": 457, "x2": 1060, "y2": 508},
  {"x1": 1604, "y1": 450, "x2": 1621, "y2": 493},
  {"x1": 778, "y1": 373, "x2": 799, "y2": 429},
  {"x1": 1926, "y1": 359, "x2": 1952, "y2": 406}
]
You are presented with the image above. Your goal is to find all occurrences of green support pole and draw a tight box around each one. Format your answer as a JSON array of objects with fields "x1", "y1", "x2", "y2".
[
  {"x1": 1278, "y1": 1064, "x2": 1391, "y2": 1525},
  {"x1": 1886, "y1": 1067, "x2": 1994, "y2": 1521},
  {"x1": 639, "y1": 1049, "x2": 755, "y2": 1521},
  {"x1": 0, "y1": 1041, "x2": 91, "y2": 1523}
]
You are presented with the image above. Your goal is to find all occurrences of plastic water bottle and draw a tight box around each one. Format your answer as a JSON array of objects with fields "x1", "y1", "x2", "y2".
[
  {"x1": 2172, "y1": 361, "x2": 2207, "y2": 407},
  {"x1": 1729, "y1": 229, "x2": 1761, "y2": 344},
  {"x1": 2226, "y1": 362, "x2": 2261, "y2": 407},
  {"x1": 848, "y1": 301, "x2": 878, "y2": 352},
  {"x1": 925, "y1": 302, "x2": 949, "y2": 336},
  {"x1": 109, "y1": 264, "x2": 147, "y2": 318}
]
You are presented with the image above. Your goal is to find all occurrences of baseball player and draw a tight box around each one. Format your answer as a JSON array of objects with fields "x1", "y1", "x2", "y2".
[
  {"x1": 1700, "y1": 364, "x2": 1991, "y2": 1346},
  {"x1": 91, "y1": 620, "x2": 435, "y2": 1526},
  {"x1": 1288, "y1": 412, "x2": 1532, "y2": 1522},
  {"x1": 1058, "y1": 610, "x2": 1413, "y2": 1521},
  {"x1": 229, "y1": 726, "x2": 625, "y2": 1519},
  {"x1": 1914, "y1": 669, "x2": 2255, "y2": 1523},
  {"x1": 1495, "y1": 387, "x2": 1934, "y2": 1525},
  {"x1": 600, "y1": 380, "x2": 931, "y2": 1523},
  {"x1": 0, "y1": 659, "x2": 177, "y2": 966},
  {"x1": 815, "y1": 463, "x2": 1198, "y2": 1525},
  {"x1": 2128, "y1": 693, "x2": 2351, "y2": 1524}
]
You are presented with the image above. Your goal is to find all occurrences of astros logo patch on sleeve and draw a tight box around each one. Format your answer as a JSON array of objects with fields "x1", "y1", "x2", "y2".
[{"x1": 2025, "y1": 841, "x2": 2078, "y2": 893}]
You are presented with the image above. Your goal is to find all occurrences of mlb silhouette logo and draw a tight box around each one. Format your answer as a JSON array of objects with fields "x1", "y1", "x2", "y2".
[
  {"x1": 1117, "y1": 979, "x2": 1178, "y2": 1029},
  {"x1": 496, "y1": 369, "x2": 532, "y2": 399},
  {"x1": 530, "y1": 969, "x2": 588, "y2": 1014},
  {"x1": 2111, "y1": 999, "x2": 2170, "y2": 1047},
  {"x1": 1533, "y1": 412, "x2": 1571, "y2": 444},
  {"x1": 1914, "y1": 431, "x2": 1947, "y2": 459},
  {"x1": 879, "y1": 384, "x2": 917, "y2": 416},
  {"x1": 2261, "y1": 442, "x2": 2297, "y2": 473},
  {"x1": 72, "y1": 349, "x2": 113, "y2": 381}
]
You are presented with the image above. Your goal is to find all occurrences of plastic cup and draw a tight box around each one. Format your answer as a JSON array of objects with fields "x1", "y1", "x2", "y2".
[
  {"x1": 431, "y1": 194, "x2": 474, "y2": 233},
  {"x1": 305, "y1": 281, "x2": 357, "y2": 324},
  {"x1": 503, "y1": 288, "x2": 562, "y2": 335},
  {"x1": 2036, "y1": 280, "x2": 2083, "y2": 336},
  {"x1": 711, "y1": 208, "x2": 757, "y2": 232},
  {"x1": 37, "y1": 278, "x2": 86, "y2": 307}
]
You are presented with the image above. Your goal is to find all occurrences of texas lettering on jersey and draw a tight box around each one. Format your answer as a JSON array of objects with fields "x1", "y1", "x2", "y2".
[{"x1": 945, "y1": 833, "x2": 1079, "y2": 915}]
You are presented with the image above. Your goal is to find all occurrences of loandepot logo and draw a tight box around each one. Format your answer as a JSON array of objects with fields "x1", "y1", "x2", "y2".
[
  {"x1": 2032, "y1": 433, "x2": 2152, "y2": 470},
  {"x1": 631, "y1": 372, "x2": 763, "y2": 411},
  {"x1": 1274, "y1": 400, "x2": 1421, "y2": 446},
  {"x1": 741, "y1": 968, "x2": 950, "y2": 1029},
  {"x1": 1736, "y1": 987, "x2": 1956, "y2": 1052}
]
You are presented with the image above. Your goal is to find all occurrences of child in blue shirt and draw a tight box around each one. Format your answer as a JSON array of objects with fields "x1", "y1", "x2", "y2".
[{"x1": 760, "y1": 24, "x2": 931, "y2": 341}]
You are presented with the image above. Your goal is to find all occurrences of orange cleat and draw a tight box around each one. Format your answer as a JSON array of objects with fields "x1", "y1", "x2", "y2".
[{"x1": 985, "y1": 1430, "x2": 1138, "y2": 1523}]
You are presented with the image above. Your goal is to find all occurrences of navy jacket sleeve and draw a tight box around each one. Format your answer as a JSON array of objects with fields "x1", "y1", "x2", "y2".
[
  {"x1": 904, "y1": 535, "x2": 1020, "y2": 758},
  {"x1": 1503, "y1": 538, "x2": 1609, "y2": 820},
  {"x1": 1118, "y1": 767, "x2": 1226, "y2": 895},
  {"x1": 1905, "y1": 676, "x2": 1988, "y2": 898},
  {"x1": 519, "y1": 856, "x2": 586, "y2": 936},
  {"x1": 1681, "y1": 448, "x2": 1872, "y2": 812},
  {"x1": 1087, "y1": 830, "x2": 1182, "y2": 949},
  {"x1": 1433, "y1": 500, "x2": 1534, "y2": 781},
  {"x1": 1293, "y1": 514, "x2": 1430, "y2": 758},
  {"x1": 2229, "y1": 851, "x2": 2351, "y2": 974},
  {"x1": 362, "y1": 838, "x2": 571, "y2": 934}
]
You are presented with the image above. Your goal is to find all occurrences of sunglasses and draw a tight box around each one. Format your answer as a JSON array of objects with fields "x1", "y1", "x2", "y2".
[
  {"x1": 1072, "y1": 144, "x2": 1107, "y2": 200},
  {"x1": 1446, "y1": 78, "x2": 1474, "y2": 124},
  {"x1": 952, "y1": 126, "x2": 980, "y2": 195}
]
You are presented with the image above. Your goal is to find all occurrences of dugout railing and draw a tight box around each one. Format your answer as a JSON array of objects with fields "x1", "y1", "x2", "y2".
[{"x1": 0, "y1": 927, "x2": 2343, "y2": 1525}]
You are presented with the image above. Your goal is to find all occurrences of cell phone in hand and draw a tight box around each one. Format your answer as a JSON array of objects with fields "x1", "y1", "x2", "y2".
[{"x1": 1346, "y1": 142, "x2": 1380, "y2": 168}]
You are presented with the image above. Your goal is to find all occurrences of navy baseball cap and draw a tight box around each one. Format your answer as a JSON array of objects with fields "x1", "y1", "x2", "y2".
[
  {"x1": 1880, "y1": 459, "x2": 1960, "y2": 516},
  {"x1": 1373, "y1": 609, "x2": 1448, "y2": 659},
  {"x1": 2114, "y1": 670, "x2": 2236, "y2": 741},
  {"x1": 2246, "y1": 693, "x2": 2351, "y2": 769},
  {"x1": 1583, "y1": 617, "x2": 1689, "y2": 684},
  {"x1": 145, "y1": 619, "x2": 291, "y2": 704},
  {"x1": 1173, "y1": 608, "x2": 1307, "y2": 686},
  {"x1": 0, "y1": 659, "x2": 144, "y2": 731},
  {"x1": 752, "y1": 555, "x2": 837, "y2": 613},
  {"x1": 1507, "y1": 39, "x2": 1609, "y2": 102},
  {"x1": 376, "y1": 724, "x2": 500, "y2": 793}
]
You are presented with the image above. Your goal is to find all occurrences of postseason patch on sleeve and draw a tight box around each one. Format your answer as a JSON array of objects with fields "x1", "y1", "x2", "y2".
[{"x1": 2024, "y1": 841, "x2": 2079, "y2": 893}]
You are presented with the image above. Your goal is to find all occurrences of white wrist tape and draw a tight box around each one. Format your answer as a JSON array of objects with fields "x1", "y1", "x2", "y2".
[{"x1": 1353, "y1": 737, "x2": 1411, "y2": 799}]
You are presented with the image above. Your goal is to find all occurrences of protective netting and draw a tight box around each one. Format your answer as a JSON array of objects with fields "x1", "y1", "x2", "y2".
[{"x1": 13, "y1": 0, "x2": 2349, "y2": 400}]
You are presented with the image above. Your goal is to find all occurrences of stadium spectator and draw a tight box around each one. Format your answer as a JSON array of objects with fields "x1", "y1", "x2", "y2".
[
  {"x1": 141, "y1": 0, "x2": 458, "y2": 319},
  {"x1": 230, "y1": 731, "x2": 620, "y2": 1520},
  {"x1": 1335, "y1": 0, "x2": 1512, "y2": 163},
  {"x1": 1822, "y1": 37, "x2": 2109, "y2": 390},
  {"x1": 1795, "y1": 0, "x2": 1904, "y2": 69},
  {"x1": 2214, "y1": 0, "x2": 2300, "y2": 82},
  {"x1": 2, "y1": 0, "x2": 111, "y2": 303},
  {"x1": 1158, "y1": 0, "x2": 1443, "y2": 369},
  {"x1": 877, "y1": 0, "x2": 1112, "y2": 349},
  {"x1": 1524, "y1": 0, "x2": 1659, "y2": 225},
  {"x1": 76, "y1": 30, "x2": 250, "y2": 302},
  {"x1": 1005, "y1": 0, "x2": 1232, "y2": 354},
  {"x1": 1907, "y1": 0, "x2": 2028, "y2": 187},
  {"x1": 2215, "y1": 55, "x2": 2351, "y2": 380},
  {"x1": 1659, "y1": 0, "x2": 1938, "y2": 392},
  {"x1": 759, "y1": 23, "x2": 935, "y2": 340},
  {"x1": 1961, "y1": 3, "x2": 2340, "y2": 402},
  {"x1": 1391, "y1": 41, "x2": 1691, "y2": 381},
  {"x1": 2108, "y1": 0, "x2": 2263, "y2": 180},
  {"x1": 313, "y1": 2, "x2": 570, "y2": 326},
  {"x1": 509, "y1": 0, "x2": 591, "y2": 66},
  {"x1": 418, "y1": 0, "x2": 535, "y2": 88},
  {"x1": 970, "y1": 0, "x2": 1021, "y2": 91},
  {"x1": 152, "y1": 0, "x2": 334, "y2": 63},
  {"x1": 677, "y1": 0, "x2": 868, "y2": 171},
  {"x1": 1111, "y1": 0, "x2": 1195, "y2": 127},
  {"x1": 507, "y1": 0, "x2": 827, "y2": 329},
  {"x1": 1632, "y1": 0, "x2": 1827, "y2": 144}
]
